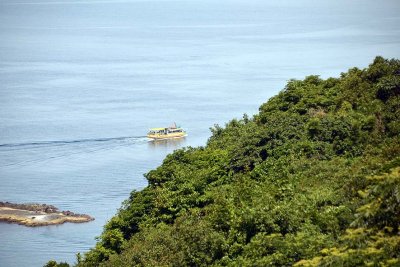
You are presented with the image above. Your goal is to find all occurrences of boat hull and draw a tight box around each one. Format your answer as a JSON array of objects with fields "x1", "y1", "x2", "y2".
[{"x1": 147, "y1": 133, "x2": 187, "y2": 140}]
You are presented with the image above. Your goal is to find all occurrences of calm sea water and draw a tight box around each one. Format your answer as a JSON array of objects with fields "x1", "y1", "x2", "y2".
[{"x1": 0, "y1": 0, "x2": 399, "y2": 266}]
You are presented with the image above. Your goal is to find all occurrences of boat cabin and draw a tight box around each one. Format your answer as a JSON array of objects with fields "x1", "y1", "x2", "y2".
[{"x1": 147, "y1": 125, "x2": 186, "y2": 139}]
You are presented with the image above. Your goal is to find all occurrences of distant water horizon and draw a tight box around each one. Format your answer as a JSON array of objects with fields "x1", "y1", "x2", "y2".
[{"x1": 1, "y1": 0, "x2": 400, "y2": 266}]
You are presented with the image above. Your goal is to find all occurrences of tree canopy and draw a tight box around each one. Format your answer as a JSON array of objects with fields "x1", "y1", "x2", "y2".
[{"x1": 48, "y1": 57, "x2": 400, "y2": 267}]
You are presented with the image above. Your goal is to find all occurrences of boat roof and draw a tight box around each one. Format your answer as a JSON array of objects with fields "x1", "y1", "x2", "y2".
[{"x1": 149, "y1": 127, "x2": 183, "y2": 131}]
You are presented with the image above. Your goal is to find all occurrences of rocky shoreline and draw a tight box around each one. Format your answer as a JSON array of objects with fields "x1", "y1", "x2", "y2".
[{"x1": 0, "y1": 202, "x2": 94, "y2": 227}]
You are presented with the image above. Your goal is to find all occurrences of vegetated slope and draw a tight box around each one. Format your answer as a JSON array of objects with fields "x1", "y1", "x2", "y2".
[{"x1": 52, "y1": 57, "x2": 400, "y2": 267}]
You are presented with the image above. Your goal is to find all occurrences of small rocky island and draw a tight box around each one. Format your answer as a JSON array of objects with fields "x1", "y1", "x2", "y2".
[{"x1": 0, "y1": 202, "x2": 94, "y2": 227}]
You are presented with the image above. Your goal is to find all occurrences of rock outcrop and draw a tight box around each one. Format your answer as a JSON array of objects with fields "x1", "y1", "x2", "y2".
[{"x1": 0, "y1": 202, "x2": 94, "y2": 227}]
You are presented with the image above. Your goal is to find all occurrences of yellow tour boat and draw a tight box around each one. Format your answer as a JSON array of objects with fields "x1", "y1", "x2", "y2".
[{"x1": 147, "y1": 123, "x2": 187, "y2": 140}]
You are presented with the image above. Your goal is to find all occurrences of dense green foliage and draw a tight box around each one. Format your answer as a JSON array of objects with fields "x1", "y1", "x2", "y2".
[{"x1": 48, "y1": 57, "x2": 400, "y2": 267}]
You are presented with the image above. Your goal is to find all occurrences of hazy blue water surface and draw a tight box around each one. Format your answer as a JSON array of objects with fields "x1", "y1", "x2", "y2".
[{"x1": 0, "y1": 0, "x2": 399, "y2": 266}]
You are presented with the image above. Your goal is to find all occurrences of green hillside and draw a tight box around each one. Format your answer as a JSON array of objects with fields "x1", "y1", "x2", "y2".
[{"x1": 47, "y1": 57, "x2": 400, "y2": 267}]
